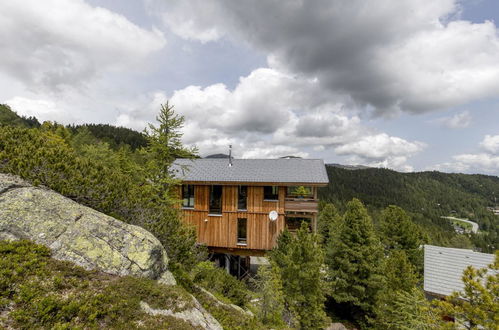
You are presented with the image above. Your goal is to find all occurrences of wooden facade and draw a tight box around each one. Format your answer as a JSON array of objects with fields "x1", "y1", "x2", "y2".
[{"x1": 180, "y1": 184, "x2": 321, "y2": 255}]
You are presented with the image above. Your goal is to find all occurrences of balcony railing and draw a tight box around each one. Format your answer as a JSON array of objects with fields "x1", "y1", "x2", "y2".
[{"x1": 284, "y1": 198, "x2": 319, "y2": 213}]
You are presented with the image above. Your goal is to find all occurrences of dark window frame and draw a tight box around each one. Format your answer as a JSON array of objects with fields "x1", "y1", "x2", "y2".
[
  {"x1": 182, "y1": 184, "x2": 195, "y2": 208},
  {"x1": 237, "y1": 218, "x2": 247, "y2": 245},
  {"x1": 238, "y1": 185, "x2": 248, "y2": 210},
  {"x1": 263, "y1": 186, "x2": 279, "y2": 201},
  {"x1": 209, "y1": 185, "x2": 223, "y2": 214}
]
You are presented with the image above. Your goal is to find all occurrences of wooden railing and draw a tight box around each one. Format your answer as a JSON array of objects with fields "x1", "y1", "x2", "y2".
[{"x1": 284, "y1": 198, "x2": 319, "y2": 213}]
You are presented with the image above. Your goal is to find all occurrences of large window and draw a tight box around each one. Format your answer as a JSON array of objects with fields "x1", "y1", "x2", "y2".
[
  {"x1": 182, "y1": 184, "x2": 194, "y2": 208},
  {"x1": 237, "y1": 218, "x2": 247, "y2": 245},
  {"x1": 263, "y1": 186, "x2": 279, "y2": 201},
  {"x1": 209, "y1": 185, "x2": 222, "y2": 214},
  {"x1": 238, "y1": 185, "x2": 247, "y2": 210},
  {"x1": 286, "y1": 186, "x2": 313, "y2": 198}
]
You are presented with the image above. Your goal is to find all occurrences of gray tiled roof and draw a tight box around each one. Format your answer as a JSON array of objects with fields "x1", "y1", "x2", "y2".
[
  {"x1": 172, "y1": 158, "x2": 329, "y2": 185},
  {"x1": 424, "y1": 245, "x2": 496, "y2": 297}
]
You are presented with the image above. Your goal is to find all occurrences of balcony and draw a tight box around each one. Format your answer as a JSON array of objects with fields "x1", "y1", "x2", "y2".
[{"x1": 284, "y1": 198, "x2": 319, "y2": 213}]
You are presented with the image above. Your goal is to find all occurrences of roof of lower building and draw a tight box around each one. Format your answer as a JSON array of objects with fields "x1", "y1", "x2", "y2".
[
  {"x1": 424, "y1": 245, "x2": 496, "y2": 297},
  {"x1": 171, "y1": 158, "x2": 329, "y2": 185}
]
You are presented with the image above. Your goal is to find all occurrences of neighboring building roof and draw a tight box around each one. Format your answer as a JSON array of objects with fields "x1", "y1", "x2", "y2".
[
  {"x1": 424, "y1": 245, "x2": 496, "y2": 297},
  {"x1": 172, "y1": 158, "x2": 329, "y2": 185}
]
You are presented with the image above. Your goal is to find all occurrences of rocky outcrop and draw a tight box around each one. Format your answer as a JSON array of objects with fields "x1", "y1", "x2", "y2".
[
  {"x1": 140, "y1": 297, "x2": 223, "y2": 330},
  {"x1": 0, "y1": 173, "x2": 175, "y2": 285},
  {"x1": 196, "y1": 286, "x2": 254, "y2": 318}
]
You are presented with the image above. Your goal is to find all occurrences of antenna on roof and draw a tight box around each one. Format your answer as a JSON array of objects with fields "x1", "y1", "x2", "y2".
[{"x1": 228, "y1": 145, "x2": 233, "y2": 167}]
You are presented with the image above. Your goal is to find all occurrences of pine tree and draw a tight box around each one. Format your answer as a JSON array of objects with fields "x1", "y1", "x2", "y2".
[
  {"x1": 378, "y1": 205, "x2": 425, "y2": 268},
  {"x1": 434, "y1": 251, "x2": 499, "y2": 329},
  {"x1": 318, "y1": 203, "x2": 342, "y2": 244},
  {"x1": 254, "y1": 260, "x2": 286, "y2": 327},
  {"x1": 270, "y1": 223, "x2": 328, "y2": 329},
  {"x1": 326, "y1": 198, "x2": 385, "y2": 323}
]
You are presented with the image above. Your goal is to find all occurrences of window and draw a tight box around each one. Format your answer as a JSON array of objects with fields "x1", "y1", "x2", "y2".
[
  {"x1": 263, "y1": 186, "x2": 279, "y2": 201},
  {"x1": 209, "y1": 185, "x2": 222, "y2": 214},
  {"x1": 237, "y1": 218, "x2": 247, "y2": 245},
  {"x1": 238, "y1": 185, "x2": 247, "y2": 210},
  {"x1": 182, "y1": 185, "x2": 194, "y2": 208},
  {"x1": 286, "y1": 186, "x2": 313, "y2": 198}
]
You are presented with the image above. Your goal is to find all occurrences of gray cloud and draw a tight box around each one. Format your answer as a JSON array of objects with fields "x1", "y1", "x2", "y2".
[
  {"x1": 0, "y1": 0, "x2": 165, "y2": 92},
  {"x1": 433, "y1": 111, "x2": 472, "y2": 129},
  {"x1": 156, "y1": 0, "x2": 499, "y2": 116}
]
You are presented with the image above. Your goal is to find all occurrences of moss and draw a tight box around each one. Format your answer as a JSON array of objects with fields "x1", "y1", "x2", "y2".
[{"x1": 0, "y1": 240, "x2": 198, "y2": 329}]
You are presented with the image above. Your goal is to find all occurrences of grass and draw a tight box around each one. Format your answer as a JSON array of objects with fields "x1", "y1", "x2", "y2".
[{"x1": 0, "y1": 240, "x2": 200, "y2": 329}]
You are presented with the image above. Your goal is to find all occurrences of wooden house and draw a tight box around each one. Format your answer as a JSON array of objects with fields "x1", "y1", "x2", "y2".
[{"x1": 172, "y1": 158, "x2": 329, "y2": 257}]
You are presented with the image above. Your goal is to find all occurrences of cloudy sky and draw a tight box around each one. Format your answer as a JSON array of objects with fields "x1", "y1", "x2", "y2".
[{"x1": 1, "y1": 0, "x2": 499, "y2": 174}]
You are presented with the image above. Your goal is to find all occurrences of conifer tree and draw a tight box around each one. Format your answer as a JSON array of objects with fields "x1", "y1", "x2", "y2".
[
  {"x1": 434, "y1": 251, "x2": 499, "y2": 330},
  {"x1": 318, "y1": 203, "x2": 342, "y2": 244},
  {"x1": 378, "y1": 205, "x2": 425, "y2": 268},
  {"x1": 270, "y1": 224, "x2": 328, "y2": 329},
  {"x1": 254, "y1": 260, "x2": 286, "y2": 327},
  {"x1": 374, "y1": 287, "x2": 438, "y2": 330},
  {"x1": 326, "y1": 198, "x2": 385, "y2": 323}
]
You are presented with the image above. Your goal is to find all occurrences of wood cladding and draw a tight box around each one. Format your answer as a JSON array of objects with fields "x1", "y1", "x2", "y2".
[{"x1": 180, "y1": 185, "x2": 314, "y2": 252}]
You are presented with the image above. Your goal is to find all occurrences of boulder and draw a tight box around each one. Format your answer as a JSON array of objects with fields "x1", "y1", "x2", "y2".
[{"x1": 0, "y1": 173, "x2": 175, "y2": 285}]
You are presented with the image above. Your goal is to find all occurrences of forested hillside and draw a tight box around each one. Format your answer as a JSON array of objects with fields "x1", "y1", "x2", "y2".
[{"x1": 320, "y1": 165, "x2": 499, "y2": 252}]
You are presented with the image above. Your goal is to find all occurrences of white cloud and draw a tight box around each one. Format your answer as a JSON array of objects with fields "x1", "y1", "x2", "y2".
[
  {"x1": 434, "y1": 111, "x2": 472, "y2": 129},
  {"x1": 5, "y1": 96, "x2": 76, "y2": 123},
  {"x1": 334, "y1": 133, "x2": 425, "y2": 162},
  {"x1": 118, "y1": 67, "x2": 422, "y2": 169},
  {"x1": 432, "y1": 134, "x2": 499, "y2": 173},
  {"x1": 480, "y1": 134, "x2": 499, "y2": 154},
  {"x1": 154, "y1": 0, "x2": 499, "y2": 116},
  {"x1": 0, "y1": 0, "x2": 165, "y2": 92}
]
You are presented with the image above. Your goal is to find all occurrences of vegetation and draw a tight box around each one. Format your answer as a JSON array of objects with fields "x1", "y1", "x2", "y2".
[
  {"x1": 2, "y1": 103, "x2": 498, "y2": 329},
  {"x1": 190, "y1": 261, "x2": 249, "y2": 307},
  {"x1": 269, "y1": 224, "x2": 328, "y2": 329},
  {"x1": 67, "y1": 123, "x2": 148, "y2": 150},
  {"x1": 434, "y1": 251, "x2": 499, "y2": 329},
  {"x1": 325, "y1": 199, "x2": 385, "y2": 325},
  {"x1": 0, "y1": 104, "x2": 40, "y2": 128},
  {"x1": 0, "y1": 240, "x2": 198, "y2": 329},
  {"x1": 320, "y1": 165, "x2": 499, "y2": 252},
  {"x1": 0, "y1": 107, "x2": 201, "y2": 270}
]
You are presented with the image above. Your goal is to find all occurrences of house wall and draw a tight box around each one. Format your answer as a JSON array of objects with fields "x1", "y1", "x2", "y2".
[{"x1": 181, "y1": 185, "x2": 288, "y2": 251}]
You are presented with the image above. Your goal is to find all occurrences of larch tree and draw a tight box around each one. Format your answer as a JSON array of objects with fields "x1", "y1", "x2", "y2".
[{"x1": 374, "y1": 287, "x2": 439, "y2": 330}]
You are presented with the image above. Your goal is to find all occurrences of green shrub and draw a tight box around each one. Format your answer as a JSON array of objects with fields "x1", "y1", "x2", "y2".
[
  {"x1": 0, "y1": 240, "x2": 197, "y2": 329},
  {"x1": 191, "y1": 261, "x2": 249, "y2": 307}
]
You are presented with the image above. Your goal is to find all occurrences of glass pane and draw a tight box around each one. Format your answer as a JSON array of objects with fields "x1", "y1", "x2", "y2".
[
  {"x1": 209, "y1": 185, "x2": 222, "y2": 213},
  {"x1": 237, "y1": 218, "x2": 247, "y2": 244},
  {"x1": 238, "y1": 185, "x2": 247, "y2": 210}
]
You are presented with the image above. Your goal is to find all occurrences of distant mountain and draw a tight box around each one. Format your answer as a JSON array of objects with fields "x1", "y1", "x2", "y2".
[
  {"x1": 205, "y1": 153, "x2": 230, "y2": 158},
  {"x1": 319, "y1": 165, "x2": 499, "y2": 251},
  {"x1": 326, "y1": 163, "x2": 371, "y2": 170}
]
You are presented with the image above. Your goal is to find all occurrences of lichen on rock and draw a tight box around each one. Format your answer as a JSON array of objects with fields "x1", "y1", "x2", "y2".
[{"x1": 0, "y1": 173, "x2": 175, "y2": 284}]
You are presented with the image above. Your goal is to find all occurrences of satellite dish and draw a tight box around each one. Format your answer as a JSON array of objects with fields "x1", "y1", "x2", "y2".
[{"x1": 269, "y1": 210, "x2": 278, "y2": 221}]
